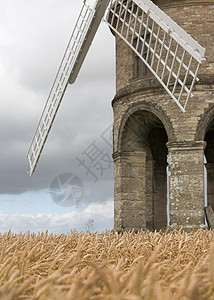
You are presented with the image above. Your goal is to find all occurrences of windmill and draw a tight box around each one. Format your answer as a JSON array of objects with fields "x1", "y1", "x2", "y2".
[{"x1": 27, "y1": 0, "x2": 205, "y2": 178}]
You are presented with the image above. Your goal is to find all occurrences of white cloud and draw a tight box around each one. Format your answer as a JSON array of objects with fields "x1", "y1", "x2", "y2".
[
  {"x1": 0, "y1": 200, "x2": 114, "y2": 234},
  {"x1": 85, "y1": 200, "x2": 113, "y2": 216}
]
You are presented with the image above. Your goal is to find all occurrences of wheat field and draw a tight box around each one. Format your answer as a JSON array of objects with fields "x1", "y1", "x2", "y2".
[{"x1": 0, "y1": 228, "x2": 214, "y2": 299}]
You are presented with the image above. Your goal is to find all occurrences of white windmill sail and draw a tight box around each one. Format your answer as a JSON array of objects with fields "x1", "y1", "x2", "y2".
[
  {"x1": 27, "y1": 0, "x2": 110, "y2": 176},
  {"x1": 27, "y1": 0, "x2": 206, "y2": 176},
  {"x1": 105, "y1": 0, "x2": 205, "y2": 112}
]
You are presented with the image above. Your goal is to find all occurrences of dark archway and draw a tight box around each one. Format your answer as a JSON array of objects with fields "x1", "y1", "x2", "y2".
[
  {"x1": 119, "y1": 110, "x2": 168, "y2": 230},
  {"x1": 205, "y1": 117, "x2": 214, "y2": 210},
  {"x1": 147, "y1": 127, "x2": 168, "y2": 230},
  {"x1": 196, "y1": 105, "x2": 214, "y2": 213}
]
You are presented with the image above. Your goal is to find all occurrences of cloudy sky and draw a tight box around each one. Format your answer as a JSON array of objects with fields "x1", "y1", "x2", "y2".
[{"x1": 0, "y1": 0, "x2": 115, "y2": 234}]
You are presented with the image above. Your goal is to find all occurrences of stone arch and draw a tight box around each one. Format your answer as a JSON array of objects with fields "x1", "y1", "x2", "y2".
[
  {"x1": 197, "y1": 104, "x2": 214, "y2": 212},
  {"x1": 117, "y1": 102, "x2": 175, "y2": 152},
  {"x1": 113, "y1": 102, "x2": 174, "y2": 231},
  {"x1": 196, "y1": 104, "x2": 214, "y2": 141}
]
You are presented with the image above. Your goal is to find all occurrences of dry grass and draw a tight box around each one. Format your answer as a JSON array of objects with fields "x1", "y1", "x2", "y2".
[{"x1": 0, "y1": 228, "x2": 214, "y2": 299}]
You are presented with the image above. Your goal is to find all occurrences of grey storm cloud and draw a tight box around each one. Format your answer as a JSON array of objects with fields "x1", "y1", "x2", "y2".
[{"x1": 0, "y1": 0, "x2": 115, "y2": 202}]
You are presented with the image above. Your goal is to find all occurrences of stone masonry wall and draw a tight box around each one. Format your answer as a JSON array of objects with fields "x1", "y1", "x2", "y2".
[{"x1": 112, "y1": 0, "x2": 214, "y2": 231}]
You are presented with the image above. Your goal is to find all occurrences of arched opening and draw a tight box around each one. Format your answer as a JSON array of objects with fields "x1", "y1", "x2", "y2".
[
  {"x1": 120, "y1": 110, "x2": 168, "y2": 231},
  {"x1": 205, "y1": 117, "x2": 214, "y2": 211}
]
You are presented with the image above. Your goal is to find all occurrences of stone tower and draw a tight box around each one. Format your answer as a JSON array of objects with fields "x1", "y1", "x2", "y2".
[{"x1": 111, "y1": 0, "x2": 214, "y2": 232}]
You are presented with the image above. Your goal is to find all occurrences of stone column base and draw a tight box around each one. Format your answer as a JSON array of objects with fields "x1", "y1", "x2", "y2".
[{"x1": 113, "y1": 151, "x2": 147, "y2": 232}]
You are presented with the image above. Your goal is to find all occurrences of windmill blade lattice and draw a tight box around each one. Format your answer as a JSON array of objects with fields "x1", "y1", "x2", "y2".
[
  {"x1": 105, "y1": 0, "x2": 205, "y2": 112},
  {"x1": 27, "y1": 0, "x2": 206, "y2": 177},
  {"x1": 27, "y1": 0, "x2": 110, "y2": 176}
]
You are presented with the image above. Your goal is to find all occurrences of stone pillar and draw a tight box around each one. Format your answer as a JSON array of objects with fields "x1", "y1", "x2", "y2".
[
  {"x1": 167, "y1": 141, "x2": 206, "y2": 229},
  {"x1": 113, "y1": 151, "x2": 147, "y2": 232}
]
